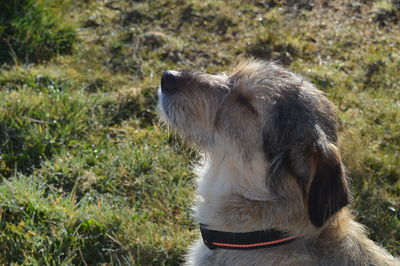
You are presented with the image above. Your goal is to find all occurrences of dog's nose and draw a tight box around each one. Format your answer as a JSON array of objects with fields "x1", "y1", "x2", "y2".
[{"x1": 161, "y1": 70, "x2": 180, "y2": 94}]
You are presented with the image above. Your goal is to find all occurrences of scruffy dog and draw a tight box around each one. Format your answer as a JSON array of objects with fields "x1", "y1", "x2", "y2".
[{"x1": 158, "y1": 60, "x2": 399, "y2": 266}]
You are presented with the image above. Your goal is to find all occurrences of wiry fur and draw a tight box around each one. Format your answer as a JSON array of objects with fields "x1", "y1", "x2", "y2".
[{"x1": 158, "y1": 60, "x2": 399, "y2": 266}]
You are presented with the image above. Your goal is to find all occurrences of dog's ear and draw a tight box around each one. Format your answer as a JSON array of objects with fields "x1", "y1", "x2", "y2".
[{"x1": 307, "y1": 143, "x2": 350, "y2": 227}]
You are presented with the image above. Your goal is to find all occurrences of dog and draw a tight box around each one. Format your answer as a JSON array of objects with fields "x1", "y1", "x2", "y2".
[{"x1": 158, "y1": 60, "x2": 399, "y2": 265}]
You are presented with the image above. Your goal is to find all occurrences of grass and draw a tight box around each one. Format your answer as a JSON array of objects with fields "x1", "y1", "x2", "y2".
[
  {"x1": 0, "y1": 0, "x2": 399, "y2": 264},
  {"x1": 0, "y1": 0, "x2": 76, "y2": 63}
]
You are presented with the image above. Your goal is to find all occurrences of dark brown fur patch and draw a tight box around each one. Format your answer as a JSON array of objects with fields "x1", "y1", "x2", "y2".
[
  {"x1": 236, "y1": 94, "x2": 257, "y2": 115},
  {"x1": 307, "y1": 146, "x2": 350, "y2": 227}
]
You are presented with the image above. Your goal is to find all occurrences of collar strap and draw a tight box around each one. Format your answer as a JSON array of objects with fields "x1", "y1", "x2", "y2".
[{"x1": 200, "y1": 224, "x2": 297, "y2": 250}]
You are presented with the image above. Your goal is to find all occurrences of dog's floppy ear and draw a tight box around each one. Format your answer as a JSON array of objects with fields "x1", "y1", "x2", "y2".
[{"x1": 307, "y1": 143, "x2": 350, "y2": 227}]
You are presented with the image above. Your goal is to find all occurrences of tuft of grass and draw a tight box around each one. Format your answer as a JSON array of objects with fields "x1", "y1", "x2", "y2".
[
  {"x1": 372, "y1": 0, "x2": 400, "y2": 26},
  {"x1": 0, "y1": 127, "x2": 196, "y2": 264},
  {"x1": 0, "y1": 175, "x2": 123, "y2": 264},
  {"x1": 0, "y1": 77, "x2": 93, "y2": 176},
  {"x1": 0, "y1": 0, "x2": 76, "y2": 63}
]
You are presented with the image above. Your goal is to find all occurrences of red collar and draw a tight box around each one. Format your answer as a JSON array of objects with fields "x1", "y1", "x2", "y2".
[{"x1": 200, "y1": 224, "x2": 298, "y2": 250}]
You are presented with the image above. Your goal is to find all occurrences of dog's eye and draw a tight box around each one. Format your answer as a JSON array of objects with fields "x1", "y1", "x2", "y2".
[{"x1": 236, "y1": 94, "x2": 257, "y2": 115}]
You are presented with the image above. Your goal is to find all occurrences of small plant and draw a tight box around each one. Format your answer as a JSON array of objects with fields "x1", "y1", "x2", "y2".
[
  {"x1": 0, "y1": 79, "x2": 91, "y2": 177},
  {"x1": 0, "y1": 0, "x2": 76, "y2": 63}
]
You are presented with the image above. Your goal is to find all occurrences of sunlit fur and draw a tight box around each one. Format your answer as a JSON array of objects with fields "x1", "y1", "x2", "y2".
[{"x1": 158, "y1": 60, "x2": 399, "y2": 266}]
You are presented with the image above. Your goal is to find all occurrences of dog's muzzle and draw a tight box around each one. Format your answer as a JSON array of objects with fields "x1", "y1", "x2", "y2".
[{"x1": 161, "y1": 70, "x2": 181, "y2": 94}]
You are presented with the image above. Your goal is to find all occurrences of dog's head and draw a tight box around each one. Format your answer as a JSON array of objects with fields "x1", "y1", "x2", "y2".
[{"x1": 158, "y1": 60, "x2": 350, "y2": 228}]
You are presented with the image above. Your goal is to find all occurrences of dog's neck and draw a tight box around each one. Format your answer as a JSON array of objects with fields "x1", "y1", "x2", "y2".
[
  {"x1": 196, "y1": 151, "x2": 273, "y2": 201},
  {"x1": 191, "y1": 154, "x2": 398, "y2": 264},
  {"x1": 193, "y1": 152, "x2": 317, "y2": 237}
]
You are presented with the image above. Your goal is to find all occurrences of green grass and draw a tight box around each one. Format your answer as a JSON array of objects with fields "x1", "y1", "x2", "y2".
[
  {"x1": 0, "y1": 0, "x2": 76, "y2": 63},
  {"x1": 0, "y1": 0, "x2": 399, "y2": 264}
]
